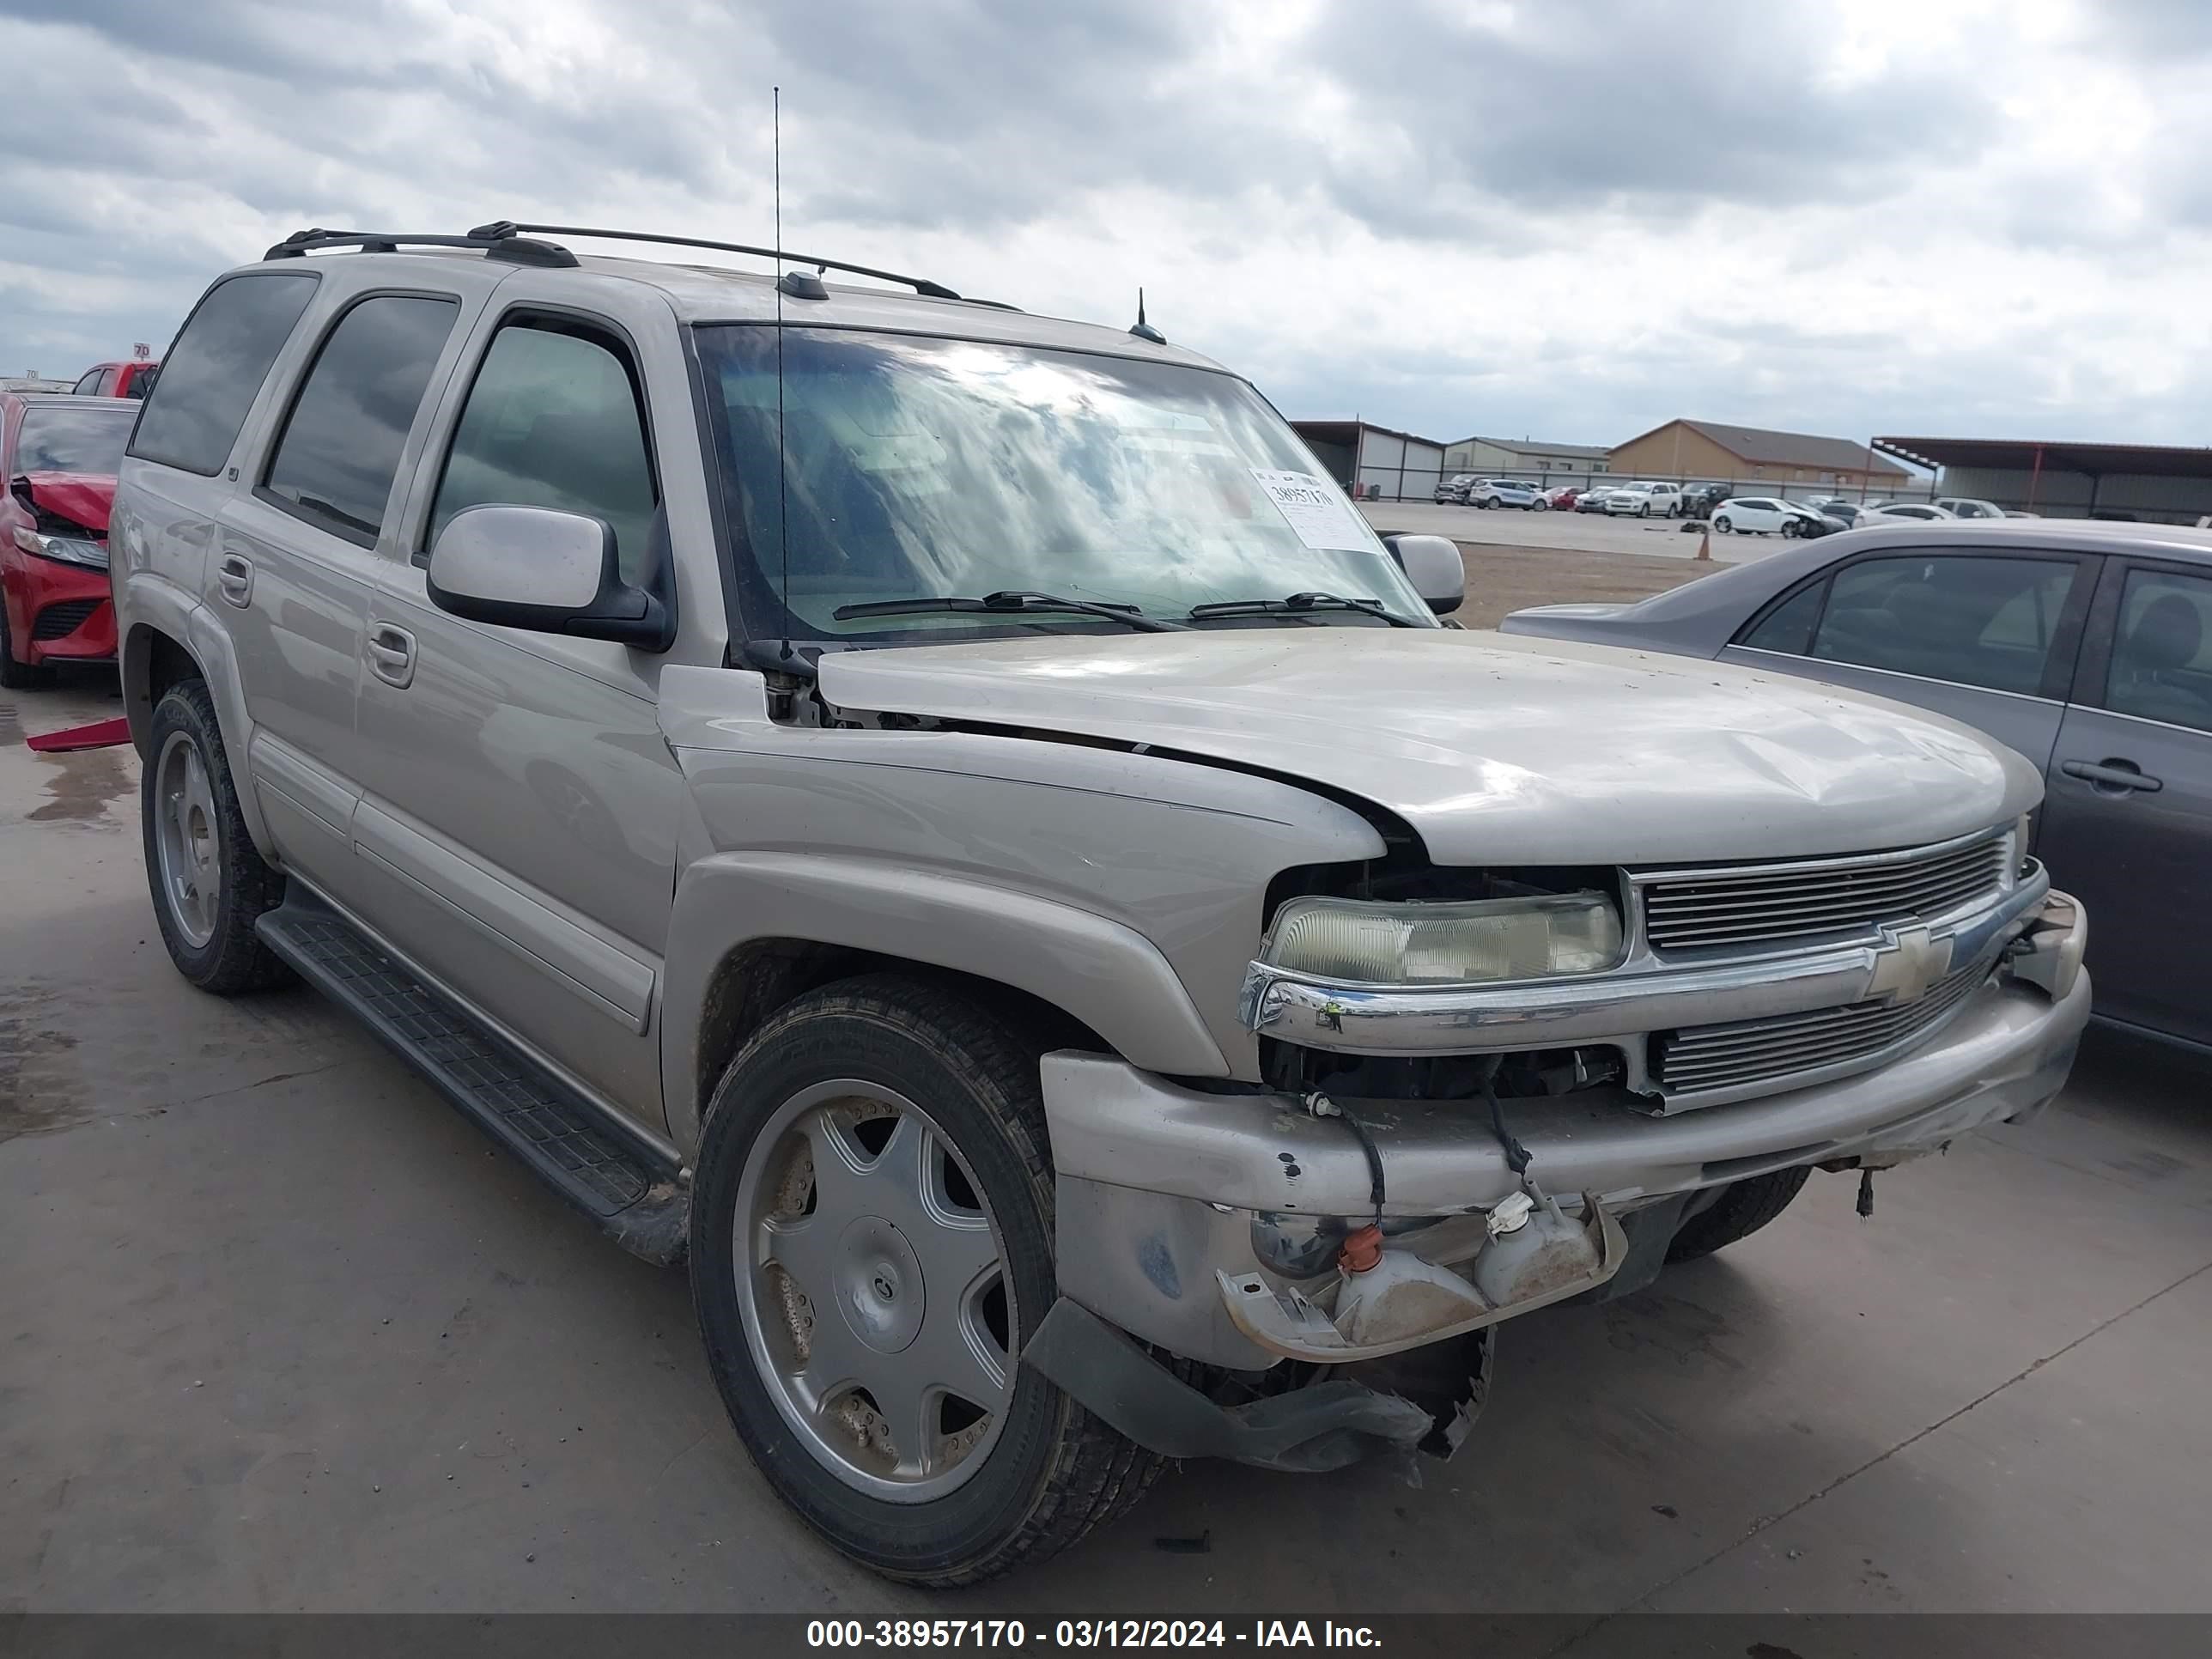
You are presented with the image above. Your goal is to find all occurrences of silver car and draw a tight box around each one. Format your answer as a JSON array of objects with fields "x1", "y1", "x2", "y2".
[
  {"x1": 111, "y1": 225, "x2": 2087, "y2": 1587},
  {"x1": 1506, "y1": 517, "x2": 2206, "y2": 1048}
]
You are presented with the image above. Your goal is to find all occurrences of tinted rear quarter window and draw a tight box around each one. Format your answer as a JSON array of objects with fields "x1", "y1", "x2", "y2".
[
  {"x1": 263, "y1": 295, "x2": 459, "y2": 544},
  {"x1": 129, "y1": 271, "x2": 319, "y2": 476}
]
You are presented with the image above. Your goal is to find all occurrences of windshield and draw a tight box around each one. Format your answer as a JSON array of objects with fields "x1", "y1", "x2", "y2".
[
  {"x1": 15, "y1": 404, "x2": 135, "y2": 476},
  {"x1": 694, "y1": 327, "x2": 1432, "y2": 640}
]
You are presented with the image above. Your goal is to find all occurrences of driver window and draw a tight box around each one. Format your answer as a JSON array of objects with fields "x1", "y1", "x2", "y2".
[{"x1": 428, "y1": 319, "x2": 659, "y2": 582}]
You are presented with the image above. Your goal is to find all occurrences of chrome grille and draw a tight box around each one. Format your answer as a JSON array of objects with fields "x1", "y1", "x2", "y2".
[
  {"x1": 1640, "y1": 831, "x2": 2009, "y2": 952},
  {"x1": 1651, "y1": 963, "x2": 1990, "y2": 1097}
]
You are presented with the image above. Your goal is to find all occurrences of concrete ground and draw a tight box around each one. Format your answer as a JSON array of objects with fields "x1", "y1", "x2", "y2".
[{"x1": 3, "y1": 650, "x2": 2209, "y2": 1619}]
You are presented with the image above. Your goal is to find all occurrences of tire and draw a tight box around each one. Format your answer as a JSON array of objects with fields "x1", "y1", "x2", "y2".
[
  {"x1": 1638, "y1": 503, "x2": 1650, "y2": 518},
  {"x1": 690, "y1": 974, "x2": 1163, "y2": 1587},
  {"x1": 1533, "y1": 499, "x2": 1548, "y2": 512},
  {"x1": 142, "y1": 678, "x2": 294, "y2": 994},
  {"x1": 1714, "y1": 515, "x2": 1734, "y2": 534},
  {"x1": 0, "y1": 601, "x2": 50, "y2": 690},
  {"x1": 1665, "y1": 1167, "x2": 1812, "y2": 1263}
]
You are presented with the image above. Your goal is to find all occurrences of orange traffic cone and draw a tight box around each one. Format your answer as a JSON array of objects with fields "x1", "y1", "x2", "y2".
[{"x1": 1695, "y1": 527, "x2": 1711, "y2": 562}]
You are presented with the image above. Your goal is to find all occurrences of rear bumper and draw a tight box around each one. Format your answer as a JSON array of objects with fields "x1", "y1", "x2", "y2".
[{"x1": 1042, "y1": 900, "x2": 2088, "y2": 1376}]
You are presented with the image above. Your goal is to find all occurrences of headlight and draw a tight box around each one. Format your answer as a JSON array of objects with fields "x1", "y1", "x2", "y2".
[
  {"x1": 1262, "y1": 891, "x2": 1624, "y2": 985},
  {"x1": 12, "y1": 526, "x2": 109, "y2": 569}
]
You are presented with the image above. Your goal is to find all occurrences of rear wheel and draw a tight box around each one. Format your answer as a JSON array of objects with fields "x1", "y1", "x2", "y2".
[
  {"x1": 143, "y1": 678, "x2": 294, "y2": 993},
  {"x1": 690, "y1": 975, "x2": 1161, "y2": 1586},
  {"x1": 1666, "y1": 1167, "x2": 1811, "y2": 1262}
]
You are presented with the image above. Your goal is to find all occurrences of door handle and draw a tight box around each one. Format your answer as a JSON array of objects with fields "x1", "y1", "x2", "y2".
[
  {"x1": 216, "y1": 553, "x2": 253, "y2": 609},
  {"x1": 366, "y1": 623, "x2": 416, "y2": 690},
  {"x1": 2060, "y1": 757, "x2": 2162, "y2": 794}
]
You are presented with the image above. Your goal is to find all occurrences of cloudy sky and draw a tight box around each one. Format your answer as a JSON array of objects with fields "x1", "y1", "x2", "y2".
[{"x1": 4, "y1": 0, "x2": 2209, "y2": 451}]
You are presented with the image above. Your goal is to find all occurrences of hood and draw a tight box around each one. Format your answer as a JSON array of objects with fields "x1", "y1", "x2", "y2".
[
  {"x1": 17, "y1": 472, "x2": 115, "y2": 533},
  {"x1": 816, "y1": 628, "x2": 2039, "y2": 866}
]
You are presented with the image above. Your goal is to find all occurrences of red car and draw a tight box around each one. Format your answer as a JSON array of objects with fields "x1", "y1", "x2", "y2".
[
  {"x1": 1, "y1": 392, "x2": 137, "y2": 685},
  {"x1": 69, "y1": 360, "x2": 161, "y2": 399}
]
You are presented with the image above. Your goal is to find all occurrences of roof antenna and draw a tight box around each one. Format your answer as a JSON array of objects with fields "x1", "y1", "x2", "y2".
[
  {"x1": 1129, "y1": 286, "x2": 1164, "y2": 345},
  {"x1": 772, "y1": 86, "x2": 793, "y2": 664}
]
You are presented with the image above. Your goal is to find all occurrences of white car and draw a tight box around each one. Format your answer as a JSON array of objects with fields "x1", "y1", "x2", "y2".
[
  {"x1": 1709, "y1": 496, "x2": 1818, "y2": 536},
  {"x1": 1934, "y1": 496, "x2": 2008, "y2": 520},
  {"x1": 1605, "y1": 482, "x2": 1684, "y2": 518},
  {"x1": 1863, "y1": 501, "x2": 1957, "y2": 523}
]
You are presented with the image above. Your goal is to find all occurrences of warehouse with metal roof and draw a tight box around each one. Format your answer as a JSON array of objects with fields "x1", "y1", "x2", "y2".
[{"x1": 1873, "y1": 436, "x2": 2212, "y2": 525}]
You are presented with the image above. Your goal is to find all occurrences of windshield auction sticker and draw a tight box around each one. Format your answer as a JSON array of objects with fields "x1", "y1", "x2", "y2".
[{"x1": 1249, "y1": 468, "x2": 1370, "y2": 550}]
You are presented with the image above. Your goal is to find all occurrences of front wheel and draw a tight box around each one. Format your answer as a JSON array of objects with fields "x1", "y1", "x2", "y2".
[
  {"x1": 690, "y1": 975, "x2": 1160, "y2": 1586},
  {"x1": 1667, "y1": 1167, "x2": 1811, "y2": 1262},
  {"x1": 1638, "y1": 503, "x2": 1650, "y2": 518},
  {"x1": 1714, "y1": 515, "x2": 1734, "y2": 533}
]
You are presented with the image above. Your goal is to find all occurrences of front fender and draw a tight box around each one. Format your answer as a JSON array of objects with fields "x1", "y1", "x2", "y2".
[{"x1": 660, "y1": 852, "x2": 1232, "y2": 1153}]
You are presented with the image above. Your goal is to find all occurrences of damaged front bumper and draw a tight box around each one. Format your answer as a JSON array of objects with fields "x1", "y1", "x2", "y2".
[{"x1": 1028, "y1": 891, "x2": 2089, "y2": 1465}]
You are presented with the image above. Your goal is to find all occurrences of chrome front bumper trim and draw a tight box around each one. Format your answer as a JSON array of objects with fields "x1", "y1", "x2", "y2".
[
  {"x1": 1054, "y1": 916, "x2": 2088, "y2": 1221},
  {"x1": 1239, "y1": 862, "x2": 2052, "y2": 1066}
]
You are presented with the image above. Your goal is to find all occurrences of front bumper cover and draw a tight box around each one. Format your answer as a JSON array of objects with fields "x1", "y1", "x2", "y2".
[{"x1": 1041, "y1": 890, "x2": 2087, "y2": 1393}]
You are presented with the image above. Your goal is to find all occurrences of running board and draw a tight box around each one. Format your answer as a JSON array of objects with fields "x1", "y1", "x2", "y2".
[{"x1": 256, "y1": 896, "x2": 688, "y2": 1265}]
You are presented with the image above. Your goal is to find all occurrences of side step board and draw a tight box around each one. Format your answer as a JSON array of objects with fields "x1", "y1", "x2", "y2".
[{"x1": 256, "y1": 896, "x2": 688, "y2": 1265}]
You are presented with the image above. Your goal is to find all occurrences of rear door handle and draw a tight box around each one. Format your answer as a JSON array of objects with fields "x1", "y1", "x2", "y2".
[
  {"x1": 367, "y1": 623, "x2": 416, "y2": 690},
  {"x1": 216, "y1": 553, "x2": 253, "y2": 608},
  {"x1": 2060, "y1": 757, "x2": 2162, "y2": 794}
]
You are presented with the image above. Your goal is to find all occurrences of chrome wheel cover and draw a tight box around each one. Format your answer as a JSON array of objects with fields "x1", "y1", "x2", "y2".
[
  {"x1": 735, "y1": 1079, "x2": 1017, "y2": 1502},
  {"x1": 154, "y1": 730, "x2": 220, "y2": 949}
]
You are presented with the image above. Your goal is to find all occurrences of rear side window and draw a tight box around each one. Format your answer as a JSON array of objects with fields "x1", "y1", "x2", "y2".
[
  {"x1": 427, "y1": 320, "x2": 658, "y2": 580},
  {"x1": 2105, "y1": 568, "x2": 2212, "y2": 734},
  {"x1": 1808, "y1": 554, "x2": 2079, "y2": 696},
  {"x1": 130, "y1": 271, "x2": 318, "y2": 476},
  {"x1": 263, "y1": 295, "x2": 459, "y2": 544}
]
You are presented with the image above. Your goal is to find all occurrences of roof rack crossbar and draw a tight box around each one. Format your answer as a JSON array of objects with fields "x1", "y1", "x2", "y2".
[
  {"x1": 467, "y1": 221, "x2": 965, "y2": 301},
  {"x1": 264, "y1": 228, "x2": 578, "y2": 269}
]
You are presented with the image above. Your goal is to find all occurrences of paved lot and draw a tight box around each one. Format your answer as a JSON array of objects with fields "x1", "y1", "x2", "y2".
[{"x1": 3, "y1": 643, "x2": 2209, "y2": 1618}]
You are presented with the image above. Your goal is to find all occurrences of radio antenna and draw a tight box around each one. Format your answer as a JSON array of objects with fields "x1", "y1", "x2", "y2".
[{"x1": 773, "y1": 85, "x2": 793, "y2": 662}]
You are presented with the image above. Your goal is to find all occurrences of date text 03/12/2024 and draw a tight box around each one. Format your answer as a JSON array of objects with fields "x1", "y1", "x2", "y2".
[{"x1": 805, "y1": 1620, "x2": 1384, "y2": 1649}]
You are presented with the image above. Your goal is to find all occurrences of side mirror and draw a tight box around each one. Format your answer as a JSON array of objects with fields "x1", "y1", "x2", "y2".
[
  {"x1": 427, "y1": 504, "x2": 673, "y2": 649},
  {"x1": 1382, "y1": 532, "x2": 1466, "y2": 616}
]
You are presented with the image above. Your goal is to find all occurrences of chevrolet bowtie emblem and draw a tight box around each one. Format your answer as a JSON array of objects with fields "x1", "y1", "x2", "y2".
[{"x1": 1865, "y1": 921, "x2": 1948, "y2": 1005}]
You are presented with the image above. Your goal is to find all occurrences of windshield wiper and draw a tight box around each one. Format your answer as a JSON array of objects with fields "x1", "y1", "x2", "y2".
[
  {"x1": 833, "y1": 590, "x2": 1183, "y2": 632},
  {"x1": 1188, "y1": 592, "x2": 1420, "y2": 628}
]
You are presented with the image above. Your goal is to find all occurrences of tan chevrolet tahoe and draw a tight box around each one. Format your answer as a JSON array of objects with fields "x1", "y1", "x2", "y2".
[{"x1": 112, "y1": 222, "x2": 2090, "y2": 1585}]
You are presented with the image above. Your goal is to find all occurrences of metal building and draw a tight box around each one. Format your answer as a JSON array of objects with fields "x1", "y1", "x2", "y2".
[
  {"x1": 1874, "y1": 437, "x2": 2212, "y2": 525},
  {"x1": 1290, "y1": 421, "x2": 1449, "y2": 501}
]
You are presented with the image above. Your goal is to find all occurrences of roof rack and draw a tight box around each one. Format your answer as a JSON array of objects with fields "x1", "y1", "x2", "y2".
[
  {"x1": 465, "y1": 221, "x2": 1000, "y2": 305},
  {"x1": 264, "y1": 228, "x2": 578, "y2": 268}
]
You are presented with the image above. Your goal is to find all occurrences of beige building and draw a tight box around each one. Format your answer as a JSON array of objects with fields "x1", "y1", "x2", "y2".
[
  {"x1": 1609, "y1": 419, "x2": 1911, "y2": 489},
  {"x1": 1442, "y1": 435, "x2": 1612, "y2": 477}
]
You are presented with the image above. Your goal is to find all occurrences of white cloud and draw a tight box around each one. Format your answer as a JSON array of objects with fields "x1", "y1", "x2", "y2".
[{"x1": 3, "y1": 0, "x2": 2209, "y2": 447}]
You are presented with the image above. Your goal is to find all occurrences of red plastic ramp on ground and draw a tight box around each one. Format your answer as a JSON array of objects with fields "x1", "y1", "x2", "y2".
[{"x1": 25, "y1": 716, "x2": 131, "y2": 753}]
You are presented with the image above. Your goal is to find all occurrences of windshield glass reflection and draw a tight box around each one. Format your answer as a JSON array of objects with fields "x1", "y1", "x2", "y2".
[{"x1": 695, "y1": 327, "x2": 1431, "y2": 641}]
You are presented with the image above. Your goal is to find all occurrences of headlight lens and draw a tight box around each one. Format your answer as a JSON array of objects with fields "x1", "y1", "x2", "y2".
[
  {"x1": 12, "y1": 526, "x2": 108, "y2": 569},
  {"x1": 1262, "y1": 891, "x2": 1624, "y2": 985}
]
